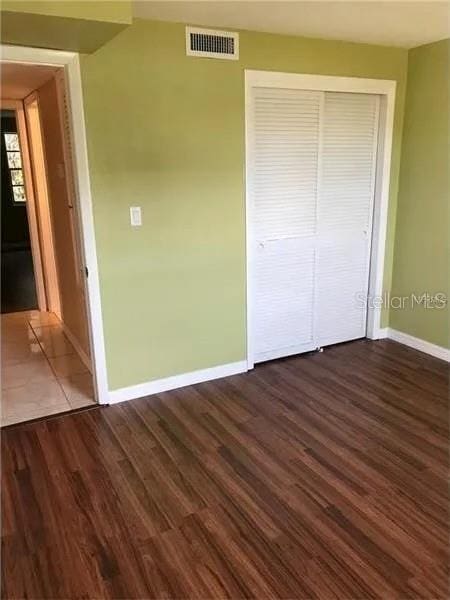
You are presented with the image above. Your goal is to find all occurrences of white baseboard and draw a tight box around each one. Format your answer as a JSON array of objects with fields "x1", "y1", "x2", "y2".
[
  {"x1": 373, "y1": 327, "x2": 389, "y2": 339},
  {"x1": 61, "y1": 323, "x2": 92, "y2": 372},
  {"x1": 386, "y1": 328, "x2": 450, "y2": 362},
  {"x1": 109, "y1": 360, "x2": 248, "y2": 404},
  {"x1": 108, "y1": 329, "x2": 448, "y2": 405}
]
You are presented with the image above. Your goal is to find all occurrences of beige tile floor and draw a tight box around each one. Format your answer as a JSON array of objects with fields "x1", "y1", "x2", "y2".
[{"x1": 1, "y1": 310, "x2": 96, "y2": 426}]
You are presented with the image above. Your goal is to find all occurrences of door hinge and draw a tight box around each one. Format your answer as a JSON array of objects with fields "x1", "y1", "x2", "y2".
[{"x1": 85, "y1": 266, "x2": 89, "y2": 278}]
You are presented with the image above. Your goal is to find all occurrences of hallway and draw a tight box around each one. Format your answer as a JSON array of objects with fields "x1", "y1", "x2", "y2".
[{"x1": 1, "y1": 310, "x2": 95, "y2": 426}]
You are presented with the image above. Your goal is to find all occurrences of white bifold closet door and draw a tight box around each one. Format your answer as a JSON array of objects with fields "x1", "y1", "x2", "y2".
[
  {"x1": 252, "y1": 89, "x2": 321, "y2": 362},
  {"x1": 251, "y1": 88, "x2": 380, "y2": 363}
]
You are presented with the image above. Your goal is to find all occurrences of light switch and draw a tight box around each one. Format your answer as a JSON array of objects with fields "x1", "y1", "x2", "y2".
[{"x1": 130, "y1": 206, "x2": 142, "y2": 227}]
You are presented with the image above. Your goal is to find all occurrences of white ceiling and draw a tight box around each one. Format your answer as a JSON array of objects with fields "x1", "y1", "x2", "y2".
[
  {"x1": 134, "y1": 1, "x2": 450, "y2": 48},
  {"x1": 1, "y1": 63, "x2": 60, "y2": 100}
]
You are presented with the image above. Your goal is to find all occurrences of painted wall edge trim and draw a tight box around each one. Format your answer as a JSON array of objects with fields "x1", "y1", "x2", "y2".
[
  {"x1": 108, "y1": 360, "x2": 248, "y2": 404},
  {"x1": 378, "y1": 327, "x2": 450, "y2": 362}
]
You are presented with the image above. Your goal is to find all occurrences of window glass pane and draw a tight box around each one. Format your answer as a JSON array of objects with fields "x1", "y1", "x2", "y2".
[
  {"x1": 4, "y1": 133, "x2": 19, "y2": 151},
  {"x1": 11, "y1": 169, "x2": 24, "y2": 186},
  {"x1": 12, "y1": 186, "x2": 26, "y2": 203},
  {"x1": 7, "y1": 152, "x2": 21, "y2": 169}
]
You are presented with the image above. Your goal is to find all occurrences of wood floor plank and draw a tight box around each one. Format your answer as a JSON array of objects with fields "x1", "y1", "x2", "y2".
[{"x1": 1, "y1": 339, "x2": 448, "y2": 599}]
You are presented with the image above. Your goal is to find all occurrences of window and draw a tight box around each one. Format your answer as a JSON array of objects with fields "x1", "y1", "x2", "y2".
[{"x1": 4, "y1": 133, "x2": 26, "y2": 203}]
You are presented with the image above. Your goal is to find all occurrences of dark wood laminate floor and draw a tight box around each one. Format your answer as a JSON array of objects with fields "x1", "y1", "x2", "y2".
[{"x1": 2, "y1": 339, "x2": 449, "y2": 599}]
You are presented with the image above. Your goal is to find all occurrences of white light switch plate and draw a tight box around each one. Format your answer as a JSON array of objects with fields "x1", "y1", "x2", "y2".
[{"x1": 130, "y1": 206, "x2": 142, "y2": 227}]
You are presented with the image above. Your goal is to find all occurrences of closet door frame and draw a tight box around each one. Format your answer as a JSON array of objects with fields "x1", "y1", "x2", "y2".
[{"x1": 245, "y1": 70, "x2": 396, "y2": 369}]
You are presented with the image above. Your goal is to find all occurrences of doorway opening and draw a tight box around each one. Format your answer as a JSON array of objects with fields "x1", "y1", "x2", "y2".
[
  {"x1": 1, "y1": 61, "x2": 98, "y2": 426},
  {"x1": 1, "y1": 108, "x2": 38, "y2": 313}
]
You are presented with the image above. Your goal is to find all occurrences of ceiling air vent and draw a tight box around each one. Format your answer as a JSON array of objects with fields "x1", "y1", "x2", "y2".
[{"x1": 186, "y1": 26, "x2": 239, "y2": 60}]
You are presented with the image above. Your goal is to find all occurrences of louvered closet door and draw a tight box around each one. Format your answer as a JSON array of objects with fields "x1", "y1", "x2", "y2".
[
  {"x1": 252, "y1": 88, "x2": 321, "y2": 362},
  {"x1": 316, "y1": 92, "x2": 380, "y2": 347}
]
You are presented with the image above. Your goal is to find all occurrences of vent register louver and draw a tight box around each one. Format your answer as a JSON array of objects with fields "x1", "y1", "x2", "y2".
[{"x1": 185, "y1": 26, "x2": 239, "y2": 60}]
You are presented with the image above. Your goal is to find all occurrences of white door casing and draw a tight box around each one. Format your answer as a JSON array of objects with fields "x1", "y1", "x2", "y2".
[
  {"x1": 245, "y1": 71, "x2": 396, "y2": 368},
  {"x1": 1, "y1": 44, "x2": 109, "y2": 404}
]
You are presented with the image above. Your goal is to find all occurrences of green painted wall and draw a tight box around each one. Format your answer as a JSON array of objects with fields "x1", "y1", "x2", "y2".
[
  {"x1": 1, "y1": 1, "x2": 131, "y2": 22},
  {"x1": 80, "y1": 19, "x2": 408, "y2": 390},
  {"x1": 1, "y1": 1, "x2": 132, "y2": 53},
  {"x1": 390, "y1": 39, "x2": 449, "y2": 348}
]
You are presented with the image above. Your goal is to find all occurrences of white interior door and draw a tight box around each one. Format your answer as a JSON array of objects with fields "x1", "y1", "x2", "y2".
[
  {"x1": 251, "y1": 88, "x2": 321, "y2": 363},
  {"x1": 316, "y1": 92, "x2": 380, "y2": 347},
  {"x1": 249, "y1": 86, "x2": 380, "y2": 364},
  {"x1": 24, "y1": 92, "x2": 61, "y2": 317}
]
